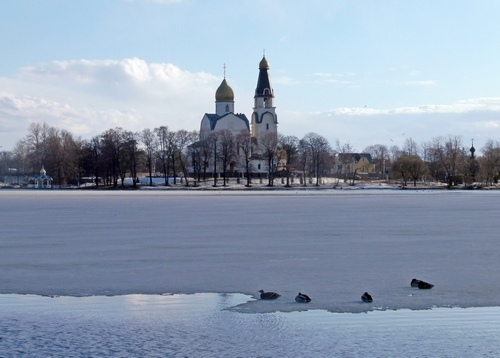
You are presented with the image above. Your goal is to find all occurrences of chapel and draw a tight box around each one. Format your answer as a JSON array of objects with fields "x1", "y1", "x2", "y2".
[{"x1": 198, "y1": 55, "x2": 278, "y2": 175}]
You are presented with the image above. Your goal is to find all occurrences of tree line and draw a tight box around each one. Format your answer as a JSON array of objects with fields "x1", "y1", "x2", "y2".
[{"x1": 0, "y1": 121, "x2": 499, "y2": 188}]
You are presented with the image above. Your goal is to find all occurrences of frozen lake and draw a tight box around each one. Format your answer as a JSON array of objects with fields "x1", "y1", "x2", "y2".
[
  {"x1": 1, "y1": 189, "x2": 500, "y2": 356},
  {"x1": 1, "y1": 293, "x2": 499, "y2": 357}
]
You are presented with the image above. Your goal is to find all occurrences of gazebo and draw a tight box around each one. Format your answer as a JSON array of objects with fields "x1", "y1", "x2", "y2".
[{"x1": 35, "y1": 166, "x2": 53, "y2": 188}]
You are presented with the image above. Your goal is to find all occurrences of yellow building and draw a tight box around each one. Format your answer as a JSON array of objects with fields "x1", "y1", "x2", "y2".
[{"x1": 331, "y1": 153, "x2": 375, "y2": 178}]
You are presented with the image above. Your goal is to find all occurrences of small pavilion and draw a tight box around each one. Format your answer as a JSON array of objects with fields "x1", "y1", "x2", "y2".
[{"x1": 35, "y1": 167, "x2": 53, "y2": 188}]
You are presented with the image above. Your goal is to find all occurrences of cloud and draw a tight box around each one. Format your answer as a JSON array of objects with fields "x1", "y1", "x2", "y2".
[
  {"x1": 1, "y1": 58, "x2": 221, "y2": 149},
  {"x1": 2, "y1": 58, "x2": 500, "y2": 155},
  {"x1": 312, "y1": 71, "x2": 356, "y2": 85},
  {"x1": 278, "y1": 98, "x2": 500, "y2": 152},
  {"x1": 18, "y1": 58, "x2": 217, "y2": 97},
  {"x1": 0, "y1": 91, "x2": 144, "y2": 140},
  {"x1": 324, "y1": 98, "x2": 500, "y2": 116},
  {"x1": 274, "y1": 76, "x2": 297, "y2": 85}
]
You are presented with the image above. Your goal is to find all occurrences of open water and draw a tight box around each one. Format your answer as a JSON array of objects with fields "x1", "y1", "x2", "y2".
[{"x1": 1, "y1": 293, "x2": 499, "y2": 357}]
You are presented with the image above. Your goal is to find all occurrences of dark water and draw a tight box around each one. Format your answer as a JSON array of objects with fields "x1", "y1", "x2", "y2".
[{"x1": 1, "y1": 293, "x2": 499, "y2": 357}]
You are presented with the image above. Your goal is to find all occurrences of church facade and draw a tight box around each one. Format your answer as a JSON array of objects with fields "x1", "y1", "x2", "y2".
[{"x1": 198, "y1": 55, "x2": 278, "y2": 176}]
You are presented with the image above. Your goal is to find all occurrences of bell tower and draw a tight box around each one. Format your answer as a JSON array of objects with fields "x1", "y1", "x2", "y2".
[{"x1": 251, "y1": 55, "x2": 278, "y2": 142}]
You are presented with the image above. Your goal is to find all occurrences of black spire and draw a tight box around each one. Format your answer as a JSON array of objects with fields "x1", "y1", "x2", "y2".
[{"x1": 255, "y1": 56, "x2": 274, "y2": 98}]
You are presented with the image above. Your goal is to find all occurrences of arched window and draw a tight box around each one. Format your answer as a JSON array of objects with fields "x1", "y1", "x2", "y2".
[{"x1": 225, "y1": 104, "x2": 229, "y2": 112}]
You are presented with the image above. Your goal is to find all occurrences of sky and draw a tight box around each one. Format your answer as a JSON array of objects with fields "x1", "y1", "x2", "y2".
[{"x1": 1, "y1": 0, "x2": 500, "y2": 153}]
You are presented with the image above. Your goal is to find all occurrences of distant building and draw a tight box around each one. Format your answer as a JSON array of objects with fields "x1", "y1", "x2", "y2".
[
  {"x1": 199, "y1": 78, "x2": 250, "y2": 140},
  {"x1": 195, "y1": 55, "x2": 278, "y2": 176},
  {"x1": 331, "y1": 153, "x2": 375, "y2": 178},
  {"x1": 35, "y1": 166, "x2": 53, "y2": 188}
]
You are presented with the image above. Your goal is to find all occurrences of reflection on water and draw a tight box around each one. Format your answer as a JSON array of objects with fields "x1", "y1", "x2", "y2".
[{"x1": 1, "y1": 293, "x2": 499, "y2": 357}]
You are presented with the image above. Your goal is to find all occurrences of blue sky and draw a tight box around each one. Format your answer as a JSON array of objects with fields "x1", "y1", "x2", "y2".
[{"x1": 1, "y1": 0, "x2": 500, "y2": 152}]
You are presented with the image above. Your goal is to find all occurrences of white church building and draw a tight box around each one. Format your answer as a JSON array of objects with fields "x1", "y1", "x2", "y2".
[{"x1": 197, "y1": 55, "x2": 278, "y2": 176}]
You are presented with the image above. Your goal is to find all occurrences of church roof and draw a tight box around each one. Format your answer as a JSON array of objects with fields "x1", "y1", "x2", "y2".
[
  {"x1": 204, "y1": 113, "x2": 250, "y2": 131},
  {"x1": 35, "y1": 166, "x2": 53, "y2": 180},
  {"x1": 215, "y1": 78, "x2": 234, "y2": 101},
  {"x1": 337, "y1": 153, "x2": 373, "y2": 163},
  {"x1": 259, "y1": 56, "x2": 270, "y2": 70}
]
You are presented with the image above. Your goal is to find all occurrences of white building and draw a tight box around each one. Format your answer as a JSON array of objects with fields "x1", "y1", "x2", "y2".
[
  {"x1": 198, "y1": 55, "x2": 278, "y2": 176},
  {"x1": 199, "y1": 78, "x2": 250, "y2": 140}
]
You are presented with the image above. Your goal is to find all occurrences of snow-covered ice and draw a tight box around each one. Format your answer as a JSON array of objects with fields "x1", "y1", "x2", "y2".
[
  {"x1": 1, "y1": 190, "x2": 499, "y2": 312},
  {"x1": 1, "y1": 189, "x2": 500, "y2": 356}
]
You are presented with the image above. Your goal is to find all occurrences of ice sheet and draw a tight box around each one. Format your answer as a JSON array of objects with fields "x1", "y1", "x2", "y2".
[{"x1": 1, "y1": 190, "x2": 499, "y2": 313}]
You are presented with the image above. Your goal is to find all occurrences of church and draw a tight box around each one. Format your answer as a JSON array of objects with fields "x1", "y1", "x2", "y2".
[{"x1": 198, "y1": 55, "x2": 279, "y2": 176}]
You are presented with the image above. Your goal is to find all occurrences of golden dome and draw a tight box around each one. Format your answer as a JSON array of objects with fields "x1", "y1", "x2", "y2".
[
  {"x1": 259, "y1": 56, "x2": 270, "y2": 70},
  {"x1": 215, "y1": 78, "x2": 234, "y2": 101}
]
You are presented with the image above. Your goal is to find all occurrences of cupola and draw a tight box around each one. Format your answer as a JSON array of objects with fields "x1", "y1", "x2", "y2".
[{"x1": 215, "y1": 78, "x2": 234, "y2": 102}]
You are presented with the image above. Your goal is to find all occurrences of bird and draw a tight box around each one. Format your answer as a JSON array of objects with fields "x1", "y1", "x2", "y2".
[
  {"x1": 410, "y1": 278, "x2": 421, "y2": 287},
  {"x1": 295, "y1": 292, "x2": 311, "y2": 303},
  {"x1": 361, "y1": 292, "x2": 373, "y2": 302},
  {"x1": 411, "y1": 278, "x2": 434, "y2": 289},
  {"x1": 259, "y1": 290, "x2": 281, "y2": 300},
  {"x1": 417, "y1": 281, "x2": 434, "y2": 289}
]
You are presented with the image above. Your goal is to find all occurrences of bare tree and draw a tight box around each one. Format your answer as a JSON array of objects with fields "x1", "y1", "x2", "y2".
[
  {"x1": 389, "y1": 145, "x2": 403, "y2": 162},
  {"x1": 236, "y1": 129, "x2": 252, "y2": 186},
  {"x1": 44, "y1": 127, "x2": 65, "y2": 185},
  {"x1": 44, "y1": 127, "x2": 79, "y2": 186},
  {"x1": 84, "y1": 135, "x2": 103, "y2": 186},
  {"x1": 155, "y1": 126, "x2": 173, "y2": 186},
  {"x1": 122, "y1": 130, "x2": 141, "y2": 187},
  {"x1": 141, "y1": 128, "x2": 158, "y2": 186},
  {"x1": 432, "y1": 136, "x2": 464, "y2": 186},
  {"x1": 259, "y1": 132, "x2": 278, "y2": 186},
  {"x1": 0, "y1": 150, "x2": 17, "y2": 183},
  {"x1": 393, "y1": 155, "x2": 427, "y2": 187},
  {"x1": 391, "y1": 155, "x2": 411, "y2": 186},
  {"x1": 24, "y1": 122, "x2": 50, "y2": 174},
  {"x1": 363, "y1": 144, "x2": 389, "y2": 179},
  {"x1": 297, "y1": 138, "x2": 311, "y2": 186},
  {"x1": 189, "y1": 141, "x2": 202, "y2": 184},
  {"x1": 402, "y1": 137, "x2": 419, "y2": 156},
  {"x1": 217, "y1": 130, "x2": 236, "y2": 186},
  {"x1": 278, "y1": 134, "x2": 299, "y2": 187},
  {"x1": 199, "y1": 137, "x2": 213, "y2": 182},
  {"x1": 12, "y1": 140, "x2": 30, "y2": 178},
  {"x1": 336, "y1": 140, "x2": 356, "y2": 184},
  {"x1": 207, "y1": 132, "x2": 219, "y2": 187},
  {"x1": 479, "y1": 140, "x2": 500, "y2": 185},
  {"x1": 72, "y1": 137, "x2": 87, "y2": 187},
  {"x1": 174, "y1": 129, "x2": 198, "y2": 186},
  {"x1": 302, "y1": 133, "x2": 331, "y2": 186},
  {"x1": 421, "y1": 140, "x2": 441, "y2": 182},
  {"x1": 100, "y1": 128, "x2": 125, "y2": 187},
  {"x1": 15, "y1": 123, "x2": 79, "y2": 186}
]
